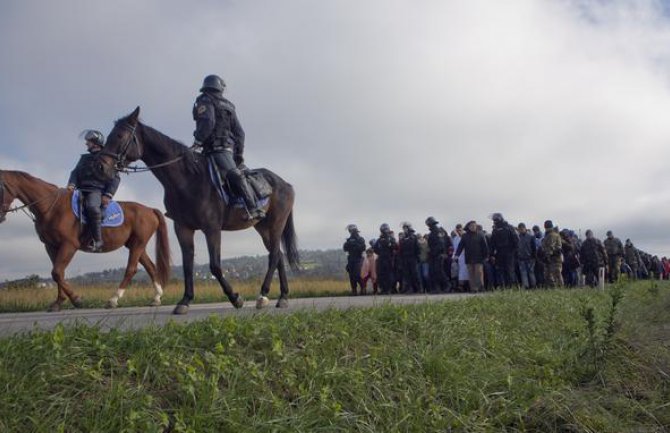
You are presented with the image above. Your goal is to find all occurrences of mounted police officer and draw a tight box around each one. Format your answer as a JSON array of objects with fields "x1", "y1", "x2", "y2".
[
  {"x1": 67, "y1": 130, "x2": 120, "y2": 252},
  {"x1": 192, "y1": 74, "x2": 265, "y2": 220}
]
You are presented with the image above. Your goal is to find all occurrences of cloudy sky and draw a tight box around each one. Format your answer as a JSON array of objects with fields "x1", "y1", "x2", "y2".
[{"x1": 1, "y1": 0, "x2": 670, "y2": 280}]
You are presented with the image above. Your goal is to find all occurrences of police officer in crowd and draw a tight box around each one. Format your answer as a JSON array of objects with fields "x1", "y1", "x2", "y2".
[
  {"x1": 343, "y1": 224, "x2": 366, "y2": 295},
  {"x1": 399, "y1": 222, "x2": 422, "y2": 293},
  {"x1": 373, "y1": 223, "x2": 397, "y2": 294},
  {"x1": 489, "y1": 212, "x2": 519, "y2": 288},
  {"x1": 425, "y1": 216, "x2": 451, "y2": 293},
  {"x1": 192, "y1": 74, "x2": 265, "y2": 220},
  {"x1": 67, "y1": 130, "x2": 121, "y2": 252}
]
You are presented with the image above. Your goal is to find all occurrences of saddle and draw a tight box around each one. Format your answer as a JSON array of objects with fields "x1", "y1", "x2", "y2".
[
  {"x1": 207, "y1": 158, "x2": 271, "y2": 209},
  {"x1": 71, "y1": 190, "x2": 124, "y2": 227}
]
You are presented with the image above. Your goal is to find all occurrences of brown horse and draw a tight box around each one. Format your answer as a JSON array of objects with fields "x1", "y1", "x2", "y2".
[
  {"x1": 100, "y1": 107, "x2": 299, "y2": 314},
  {"x1": 0, "y1": 169, "x2": 171, "y2": 311}
]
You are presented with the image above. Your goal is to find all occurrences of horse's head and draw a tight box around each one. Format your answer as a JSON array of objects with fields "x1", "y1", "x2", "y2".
[
  {"x1": 0, "y1": 170, "x2": 14, "y2": 224},
  {"x1": 100, "y1": 106, "x2": 145, "y2": 174}
]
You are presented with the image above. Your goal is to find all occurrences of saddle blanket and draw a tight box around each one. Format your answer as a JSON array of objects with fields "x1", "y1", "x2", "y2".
[
  {"x1": 207, "y1": 159, "x2": 270, "y2": 209},
  {"x1": 71, "y1": 190, "x2": 124, "y2": 227}
]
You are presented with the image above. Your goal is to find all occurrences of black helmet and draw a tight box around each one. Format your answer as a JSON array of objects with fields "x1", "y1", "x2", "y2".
[
  {"x1": 379, "y1": 223, "x2": 390, "y2": 233},
  {"x1": 81, "y1": 130, "x2": 105, "y2": 147},
  {"x1": 200, "y1": 74, "x2": 226, "y2": 93},
  {"x1": 425, "y1": 216, "x2": 438, "y2": 227},
  {"x1": 346, "y1": 224, "x2": 358, "y2": 233}
]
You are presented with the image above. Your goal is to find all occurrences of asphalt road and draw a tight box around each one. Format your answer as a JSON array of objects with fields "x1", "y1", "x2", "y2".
[{"x1": 0, "y1": 292, "x2": 478, "y2": 337}]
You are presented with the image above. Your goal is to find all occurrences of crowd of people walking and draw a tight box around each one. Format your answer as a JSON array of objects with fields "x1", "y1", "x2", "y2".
[{"x1": 342, "y1": 213, "x2": 665, "y2": 296}]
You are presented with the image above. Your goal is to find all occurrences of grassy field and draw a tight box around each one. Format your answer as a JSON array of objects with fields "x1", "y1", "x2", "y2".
[
  {"x1": 0, "y1": 277, "x2": 349, "y2": 313},
  {"x1": 0, "y1": 281, "x2": 669, "y2": 432}
]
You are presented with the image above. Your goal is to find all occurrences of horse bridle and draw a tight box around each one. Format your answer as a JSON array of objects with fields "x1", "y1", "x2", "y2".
[{"x1": 101, "y1": 121, "x2": 139, "y2": 171}]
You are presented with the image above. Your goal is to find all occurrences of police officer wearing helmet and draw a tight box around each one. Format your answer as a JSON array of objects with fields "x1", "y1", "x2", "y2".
[
  {"x1": 67, "y1": 130, "x2": 121, "y2": 252},
  {"x1": 192, "y1": 74, "x2": 265, "y2": 220},
  {"x1": 489, "y1": 212, "x2": 519, "y2": 288},
  {"x1": 343, "y1": 224, "x2": 366, "y2": 296},
  {"x1": 399, "y1": 222, "x2": 422, "y2": 293},
  {"x1": 373, "y1": 223, "x2": 397, "y2": 294},
  {"x1": 425, "y1": 216, "x2": 451, "y2": 293}
]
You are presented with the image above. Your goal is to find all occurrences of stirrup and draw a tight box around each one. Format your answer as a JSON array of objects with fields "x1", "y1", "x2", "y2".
[
  {"x1": 244, "y1": 209, "x2": 265, "y2": 221},
  {"x1": 89, "y1": 240, "x2": 104, "y2": 252}
]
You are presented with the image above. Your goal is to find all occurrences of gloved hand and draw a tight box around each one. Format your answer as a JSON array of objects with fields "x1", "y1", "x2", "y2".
[
  {"x1": 190, "y1": 140, "x2": 203, "y2": 152},
  {"x1": 66, "y1": 184, "x2": 75, "y2": 191},
  {"x1": 102, "y1": 196, "x2": 111, "y2": 206}
]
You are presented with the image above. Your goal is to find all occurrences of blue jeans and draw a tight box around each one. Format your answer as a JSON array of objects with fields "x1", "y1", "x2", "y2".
[{"x1": 518, "y1": 259, "x2": 536, "y2": 289}]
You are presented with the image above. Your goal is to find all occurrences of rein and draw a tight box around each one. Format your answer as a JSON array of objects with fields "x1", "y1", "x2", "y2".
[{"x1": 119, "y1": 155, "x2": 185, "y2": 173}]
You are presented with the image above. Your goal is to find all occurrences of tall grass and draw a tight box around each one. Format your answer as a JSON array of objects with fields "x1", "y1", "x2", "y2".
[
  {"x1": 0, "y1": 277, "x2": 349, "y2": 313},
  {"x1": 0, "y1": 281, "x2": 668, "y2": 432}
]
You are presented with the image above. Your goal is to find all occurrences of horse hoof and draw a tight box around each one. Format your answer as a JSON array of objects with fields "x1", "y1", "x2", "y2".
[
  {"x1": 276, "y1": 298, "x2": 289, "y2": 308},
  {"x1": 256, "y1": 295, "x2": 270, "y2": 309},
  {"x1": 47, "y1": 302, "x2": 61, "y2": 312},
  {"x1": 232, "y1": 296, "x2": 244, "y2": 309},
  {"x1": 173, "y1": 304, "x2": 189, "y2": 315},
  {"x1": 105, "y1": 300, "x2": 118, "y2": 309},
  {"x1": 149, "y1": 299, "x2": 161, "y2": 307},
  {"x1": 71, "y1": 297, "x2": 84, "y2": 309}
]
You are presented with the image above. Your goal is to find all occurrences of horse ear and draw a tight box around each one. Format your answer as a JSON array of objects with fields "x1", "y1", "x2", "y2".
[{"x1": 129, "y1": 106, "x2": 141, "y2": 124}]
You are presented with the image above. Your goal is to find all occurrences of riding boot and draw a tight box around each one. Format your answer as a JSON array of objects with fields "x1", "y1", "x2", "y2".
[
  {"x1": 90, "y1": 218, "x2": 104, "y2": 252},
  {"x1": 237, "y1": 176, "x2": 266, "y2": 220}
]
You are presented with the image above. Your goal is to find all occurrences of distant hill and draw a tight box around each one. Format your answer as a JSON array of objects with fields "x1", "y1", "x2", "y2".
[{"x1": 1, "y1": 249, "x2": 349, "y2": 288}]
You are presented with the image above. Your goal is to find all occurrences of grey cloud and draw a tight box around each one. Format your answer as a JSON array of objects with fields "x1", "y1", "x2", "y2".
[{"x1": 1, "y1": 0, "x2": 670, "y2": 279}]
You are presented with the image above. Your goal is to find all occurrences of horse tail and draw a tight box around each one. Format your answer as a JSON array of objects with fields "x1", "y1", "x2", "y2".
[
  {"x1": 281, "y1": 210, "x2": 300, "y2": 271},
  {"x1": 153, "y1": 208, "x2": 171, "y2": 286}
]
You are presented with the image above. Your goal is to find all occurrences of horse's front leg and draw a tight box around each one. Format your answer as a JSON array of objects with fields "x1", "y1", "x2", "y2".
[
  {"x1": 173, "y1": 222, "x2": 196, "y2": 315},
  {"x1": 45, "y1": 243, "x2": 80, "y2": 312},
  {"x1": 203, "y1": 228, "x2": 244, "y2": 309}
]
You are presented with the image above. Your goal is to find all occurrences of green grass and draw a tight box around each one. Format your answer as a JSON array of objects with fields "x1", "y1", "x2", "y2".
[
  {"x1": 0, "y1": 281, "x2": 668, "y2": 432},
  {"x1": 0, "y1": 277, "x2": 350, "y2": 313}
]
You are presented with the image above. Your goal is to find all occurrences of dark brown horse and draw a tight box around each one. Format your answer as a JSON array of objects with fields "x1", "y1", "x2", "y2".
[
  {"x1": 99, "y1": 107, "x2": 299, "y2": 314},
  {"x1": 0, "y1": 169, "x2": 171, "y2": 311}
]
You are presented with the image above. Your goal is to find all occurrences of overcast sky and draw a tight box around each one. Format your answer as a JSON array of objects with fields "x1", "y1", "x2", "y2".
[{"x1": 1, "y1": 0, "x2": 670, "y2": 281}]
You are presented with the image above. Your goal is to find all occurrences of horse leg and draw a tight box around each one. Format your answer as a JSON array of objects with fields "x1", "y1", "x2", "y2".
[
  {"x1": 204, "y1": 228, "x2": 244, "y2": 309},
  {"x1": 173, "y1": 222, "x2": 196, "y2": 314},
  {"x1": 45, "y1": 244, "x2": 79, "y2": 311},
  {"x1": 276, "y1": 255, "x2": 290, "y2": 308},
  {"x1": 105, "y1": 244, "x2": 144, "y2": 309},
  {"x1": 254, "y1": 224, "x2": 283, "y2": 309},
  {"x1": 138, "y1": 251, "x2": 163, "y2": 307},
  {"x1": 44, "y1": 244, "x2": 66, "y2": 312}
]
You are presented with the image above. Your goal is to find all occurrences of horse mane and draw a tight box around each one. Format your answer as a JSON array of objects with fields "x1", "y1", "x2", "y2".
[
  {"x1": 139, "y1": 123, "x2": 189, "y2": 156},
  {"x1": 9, "y1": 170, "x2": 59, "y2": 190},
  {"x1": 114, "y1": 114, "x2": 185, "y2": 152}
]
